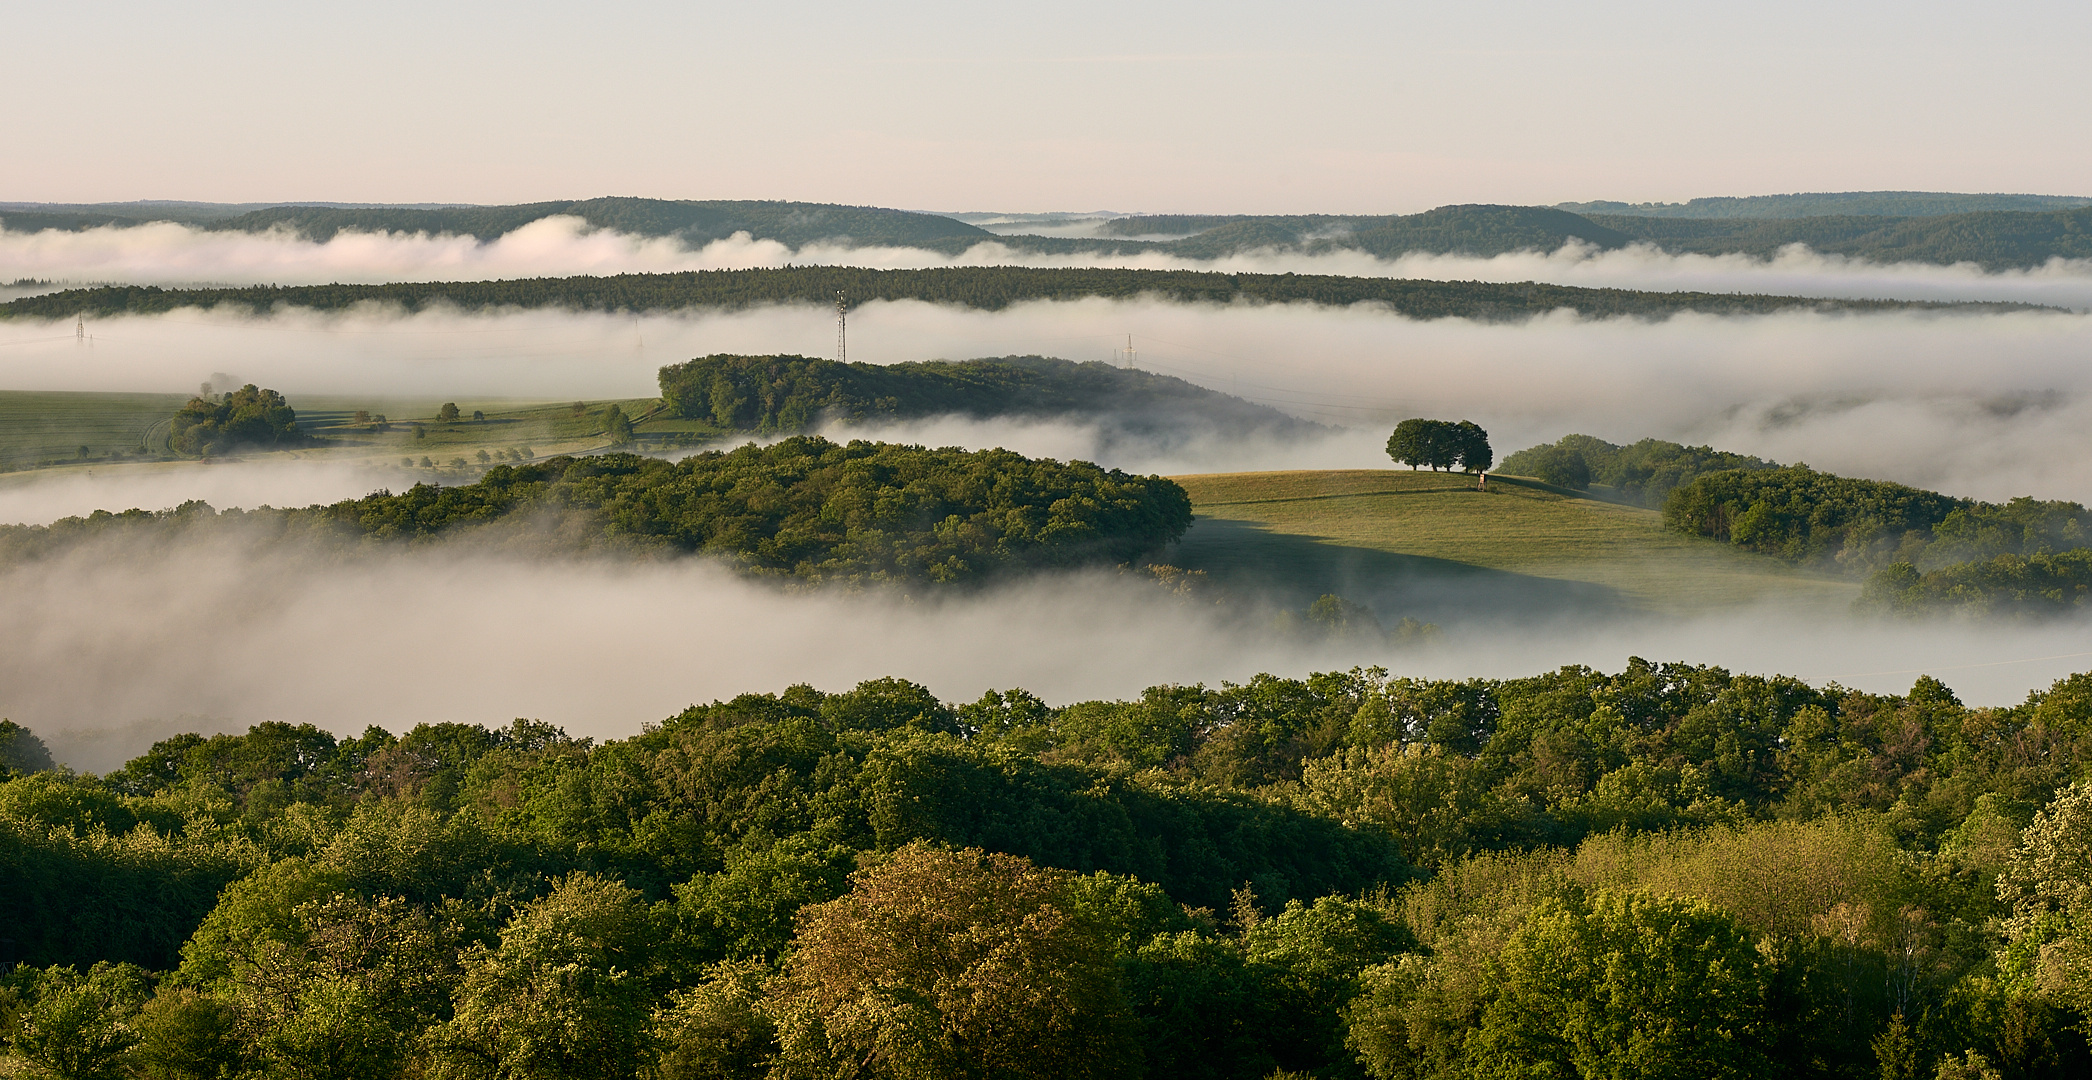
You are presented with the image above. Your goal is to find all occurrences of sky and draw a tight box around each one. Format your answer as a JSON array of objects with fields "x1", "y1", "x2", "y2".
[{"x1": 5, "y1": 1, "x2": 2089, "y2": 212}]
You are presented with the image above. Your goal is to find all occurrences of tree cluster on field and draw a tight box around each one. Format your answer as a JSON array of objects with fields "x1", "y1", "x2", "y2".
[
  {"x1": 4, "y1": 659, "x2": 2092, "y2": 1078},
  {"x1": 167, "y1": 385, "x2": 302, "y2": 456},
  {"x1": 1384, "y1": 419, "x2": 1492, "y2": 473},
  {"x1": 0, "y1": 266, "x2": 2022, "y2": 325},
  {"x1": 0, "y1": 439, "x2": 1193, "y2": 586}
]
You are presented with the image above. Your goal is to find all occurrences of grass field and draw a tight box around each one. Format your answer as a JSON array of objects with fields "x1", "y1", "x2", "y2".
[
  {"x1": 0, "y1": 391, "x2": 732, "y2": 480},
  {"x1": 0, "y1": 391, "x2": 188, "y2": 467},
  {"x1": 1167, "y1": 469, "x2": 1856, "y2": 622}
]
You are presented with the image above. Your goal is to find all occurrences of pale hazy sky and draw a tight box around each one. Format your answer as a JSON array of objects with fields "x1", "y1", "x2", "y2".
[{"x1": 7, "y1": 1, "x2": 2088, "y2": 213}]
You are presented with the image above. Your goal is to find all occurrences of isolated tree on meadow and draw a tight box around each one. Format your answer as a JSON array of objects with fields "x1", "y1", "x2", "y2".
[{"x1": 437, "y1": 403, "x2": 460, "y2": 423}]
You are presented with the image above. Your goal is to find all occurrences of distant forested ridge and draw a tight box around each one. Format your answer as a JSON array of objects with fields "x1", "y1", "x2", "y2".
[
  {"x1": 0, "y1": 196, "x2": 992, "y2": 247},
  {"x1": 0, "y1": 439, "x2": 1192, "y2": 585},
  {"x1": 0, "y1": 266, "x2": 2030, "y2": 324},
  {"x1": 8, "y1": 195, "x2": 2092, "y2": 269},
  {"x1": 3, "y1": 658, "x2": 2091, "y2": 1079},
  {"x1": 658, "y1": 353, "x2": 1330, "y2": 438},
  {"x1": 1558, "y1": 191, "x2": 2092, "y2": 218}
]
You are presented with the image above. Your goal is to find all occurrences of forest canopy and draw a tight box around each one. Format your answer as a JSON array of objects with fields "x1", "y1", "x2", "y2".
[
  {"x1": 1500, "y1": 433, "x2": 1779, "y2": 506},
  {"x1": 3, "y1": 659, "x2": 2091, "y2": 1079},
  {"x1": 657, "y1": 353, "x2": 1327, "y2": 438},
  {"x1": 0, "y1": 439, "x2": 1194, "y2": 586}
]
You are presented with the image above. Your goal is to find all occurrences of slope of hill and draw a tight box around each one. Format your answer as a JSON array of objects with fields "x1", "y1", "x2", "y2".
[
  {"x1": 1167, "y1": 470, "x2": 1854, "y2": 623},
  {"x1": 8, "y1": 195, "x2": 2091, "y2": 269},
  {"x1": 1558, "y1": 191, "x2": 2092, "y2": 218},
  {"x1": 0, "y1": 197, "x2": 994, "y2": 248}
]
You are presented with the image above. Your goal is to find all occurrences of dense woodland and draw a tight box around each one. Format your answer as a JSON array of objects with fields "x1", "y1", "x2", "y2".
[
  {"x1": 0, "y1": 440, "x2": 1193, "y2": 586},
  {"x1": 1658, "y1": 464, "x2": 2088, "y2": 616},
  {"x1": 656, "y1": 354, "x2": 1326, "y2": 439},
  {"x1": 1499, "y1": 434, "x2": 1778, "y2": 507},
  {"x1": 0, "y1": 267, "x2": 2031, "y2": 324},
  {"x1": 4, "y1": 659, "x2": 2091, "y2": 1079},
  {"x1": 1491, "y1": 435, "x2": 2091, "y2": 617}
]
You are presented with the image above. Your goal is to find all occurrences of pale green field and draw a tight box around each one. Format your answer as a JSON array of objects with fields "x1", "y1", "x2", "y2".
[
  {"x1": 0, "y1": 390, "x2": 730, "y2": 479},
  {"x1": 1168, "y1": 469, "x2": 1856, "y2": 619}
]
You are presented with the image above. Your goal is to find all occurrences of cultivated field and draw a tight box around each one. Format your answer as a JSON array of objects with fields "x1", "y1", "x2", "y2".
[{"x1": 1168, "y1": 468, "x2": 1856, "y2": 621}]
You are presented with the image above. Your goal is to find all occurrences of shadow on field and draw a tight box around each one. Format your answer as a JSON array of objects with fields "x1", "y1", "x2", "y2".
[{"x1": 1167, "y1": 516, "x2": 1631, "y2": 625}]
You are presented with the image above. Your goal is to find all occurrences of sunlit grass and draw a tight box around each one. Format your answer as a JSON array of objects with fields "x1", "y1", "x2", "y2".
[{"x1": 1170, "y1": 468, "x2": 1855, "y2": 615}]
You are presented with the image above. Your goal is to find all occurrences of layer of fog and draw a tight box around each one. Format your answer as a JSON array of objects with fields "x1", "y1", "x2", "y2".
[
  {"x1": 6, "y1": 298, "x2": 2092, "y2": 506},
  {"x1": 5, "y1": 217, "x2": 2092, "y2": 306},
  {"x1": 9, "y1": 540, "x2": 2086, "y2": 774},
  {"x1": 0, "y1": 459, "x2": 414, "y2": 526}
]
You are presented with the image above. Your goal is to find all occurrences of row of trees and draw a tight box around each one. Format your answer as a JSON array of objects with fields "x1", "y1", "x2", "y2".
[
  {"x1": 4, "y1": 660, "x2": 2092, "y2": 1077},
  {"x1": 0, "y1": 266, "x2": 1984, "y2": 325},
  {"x1": 1385, "y1": 419, "x2": 1491, "y2": 473}
]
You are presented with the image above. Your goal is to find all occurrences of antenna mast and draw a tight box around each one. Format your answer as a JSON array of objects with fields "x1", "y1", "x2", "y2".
[
  {"x1": 76, "y1": 314, "x2": 85, "y2": 345},
  {"x1": 836, "y1": 291, "x2": 848, "y2": 364},
  {"x1": 1124, "y1": 333, "x2": 1135, "y2": 370}
]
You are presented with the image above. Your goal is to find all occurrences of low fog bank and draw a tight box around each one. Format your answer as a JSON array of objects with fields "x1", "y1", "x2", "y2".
[
  {"x1": 7, "y1": 297, "x2": 2092, "y2": 504},
  {"x1": 809, "y1": 415, "x2": 1382, "y2": 477},
  {"x1": 0, "y1": 459, "x2": 411, "y2": 526},
  {"x1": 8, "y1": 539, "x2": 2088, "y2": 774},
  {"x1": 6, "y1": 217, "x2": 2092, "y2": 305}
]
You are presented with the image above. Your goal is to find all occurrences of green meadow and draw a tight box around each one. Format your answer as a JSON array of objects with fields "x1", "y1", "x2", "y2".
[{"x1": 1169, "y1": 468, "x2": 1857, "y2": 618}]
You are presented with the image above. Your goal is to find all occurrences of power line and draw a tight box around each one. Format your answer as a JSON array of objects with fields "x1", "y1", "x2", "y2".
[{"x1": 836, "y1": 291, "x2": 848, "y2": 363}]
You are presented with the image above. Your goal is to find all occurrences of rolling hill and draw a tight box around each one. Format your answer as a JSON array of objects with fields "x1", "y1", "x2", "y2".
[
  {"x1": 1166, "y1": 469, "x2": 1855, "y2": 624},
  {"x1": 9, "y1": 194, "x2": 2092, "y2": 269}
]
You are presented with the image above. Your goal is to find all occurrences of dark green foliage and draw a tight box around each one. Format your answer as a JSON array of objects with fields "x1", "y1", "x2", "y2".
[
  {"x1": 1502, "y1": 433, "x2": 1778, "y2": 504},
  {"x1": 8, "y1": 660, "x2": 2092, "y2": 1078},
  {"x1": 657, "y1": 353, "x2": 1326, "y2": 438},
  {"x1": 1664, "y1": 464, "x2": 1969, "y2": 563},
  {"x1": 168, "y1": 385, "x2": 301, "y2": 456},
  {"x1": 0, "y1": 440, "x2": 1194, "y2": 587},
  {"x1": 1662, "y1": 460, "x2": 2092, "y2": 608},
  {"x1": 1860, "y1": 550, "x2": 2092, "y2": 617},
  {"x1": 1384, "y1": 418, "x2": 1489, "y2": 472},
  {"x1": 1, "y1": 265, "x2": 2025, "y2": 324},
  {"x1": 0, "y1": 720, "x2": 54, "y2": 773}
]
